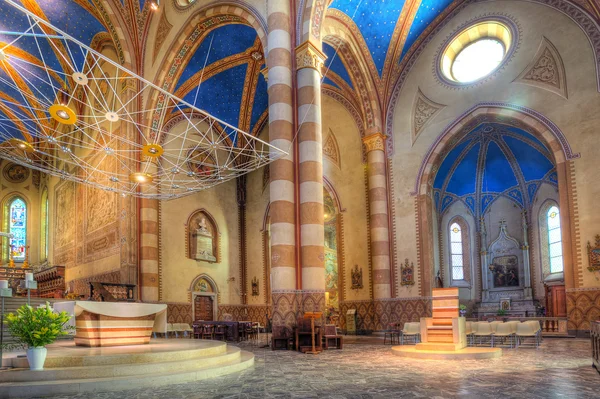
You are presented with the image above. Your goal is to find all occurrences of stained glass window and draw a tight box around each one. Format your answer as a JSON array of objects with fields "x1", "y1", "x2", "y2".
[
  {"x1": 450, "y1": 222, "x2": 464, "y2": 280},
  {"x1": 9, "y1": 198, "x2": 26, "y2": 262},
  {"x1": 547, "y1": 206, "x2": 563, "y2": 273}
]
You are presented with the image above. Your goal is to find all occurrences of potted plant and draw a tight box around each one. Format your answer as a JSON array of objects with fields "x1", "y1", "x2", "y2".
[
  {"x1": 459, "y1": 304, "x2": 467, "y2": 317},
  {"x1": 497, "y1": 308, "x2": 508, "y2": 322},
  {"x1": 3, "y1": 302, "x2": 73, "y2": 370}
]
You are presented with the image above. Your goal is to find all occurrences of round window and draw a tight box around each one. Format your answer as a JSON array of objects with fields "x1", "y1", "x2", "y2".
[{"x1": 439, "y1": 20, "x2": 514, "y2": 85}]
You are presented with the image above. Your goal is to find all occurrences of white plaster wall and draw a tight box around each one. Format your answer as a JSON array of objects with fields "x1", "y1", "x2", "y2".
[{"x1": 390, "y1": 0, "x2": 600, "y2": 289}]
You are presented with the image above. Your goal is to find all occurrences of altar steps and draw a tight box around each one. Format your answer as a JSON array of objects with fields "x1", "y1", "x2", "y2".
[{"x1": 0, "y1": 339, "x2": 254, "y2": 398}]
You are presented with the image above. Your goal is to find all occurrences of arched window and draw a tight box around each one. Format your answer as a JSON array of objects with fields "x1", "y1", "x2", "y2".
[
  {"x1": 8, "y1": 197, "x2": 27, "y2": 262},
  {"x1": 547, "y1": 206, "x2": 563, "y2": 273},
  {"x1": 40, "y1": 188, "x2": 49, "y2": 261},
  {"x1": 450, "y1": 222, "x2": 465, "y2": 280}
]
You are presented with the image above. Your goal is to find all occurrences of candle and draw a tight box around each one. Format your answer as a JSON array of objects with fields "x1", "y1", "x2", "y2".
[
  {"x1": 0, "y1": 280, "x2": 7, "y2": 289},
  {"x1": 25, "y1": 272, "x2": 33, "y2": 281}
]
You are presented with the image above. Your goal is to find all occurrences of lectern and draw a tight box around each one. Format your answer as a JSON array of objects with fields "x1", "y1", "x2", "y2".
[{"x1": 303, "y1": 312, "x2": 323, "y2": 355}]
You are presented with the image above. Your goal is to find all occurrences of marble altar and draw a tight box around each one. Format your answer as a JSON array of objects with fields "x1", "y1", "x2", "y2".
[{"x1": 54, "y1": 301, "x2": 167, "y2": 347}]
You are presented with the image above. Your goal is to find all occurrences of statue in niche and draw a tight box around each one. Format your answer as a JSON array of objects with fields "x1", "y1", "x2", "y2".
[
  {"x1": 187, "y1": 211, "x2": 217, "y2": 262},
  {"x1": 489, "y1": 255, "x2": 519, "y2": 288},
  {"x1": 351, "y1": 265, "x2": 363, "y2": 289}
]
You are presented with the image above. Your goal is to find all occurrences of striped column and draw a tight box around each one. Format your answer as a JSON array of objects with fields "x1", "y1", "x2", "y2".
[
  {"x1": 296, "y1": 41, "x2": 326, "y2": 292},
  {"x1": 363, "y1": 133, "x2": 392, "y2": 299},
  {"x1": 140, "y1": 193, "x2": 159, "y2": 302},
  {"x1": 267, "y1": 1, "x2": 296, "y2": 300}
]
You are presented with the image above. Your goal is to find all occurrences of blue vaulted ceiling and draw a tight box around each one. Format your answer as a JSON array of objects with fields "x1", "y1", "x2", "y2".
[
  {"x1": 329, "y1": 0, "x2": 455, "y2": 75},
  {"x1": 174, "y1": 24, "x2": 267, "y2": 134},
  {"x1": 322, "y1": 42, "x2": 353, "y2": 89},
  {"x1": 433, "y1": 123, "x2": 557, "y2": 217},
  {"x1": 0, "y1": 0, "x2": 108, "y2": 141}
]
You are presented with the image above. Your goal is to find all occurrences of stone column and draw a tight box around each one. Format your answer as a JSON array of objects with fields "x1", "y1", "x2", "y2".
[
  {"x1": 363, "y1": 133, "x2": 392, "y2": 299},
  {"x1": 296, "y1": 40, "x2": 327, "y2": 314},
  {"x1": 139, "y1": 193, "x2": 159, "y2": 302},
  {"x1": 267, "y1": 1, "x2": 297, "y2": 327}
]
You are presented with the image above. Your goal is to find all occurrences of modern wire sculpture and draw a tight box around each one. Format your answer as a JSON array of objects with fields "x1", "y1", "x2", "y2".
[{"x1": 0, "y1": 0, "x2": 286, "y2": 199}]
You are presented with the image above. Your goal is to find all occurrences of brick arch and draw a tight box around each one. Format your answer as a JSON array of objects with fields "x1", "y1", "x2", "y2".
[
  {"x1": 296, "y1": 0, "x2": 327, "y2": 44},
  {"x1": 414, "y1": 103, "x2": 580, "y2": 297},
  {"x1": 321, "y1": 25, "x2": 382, "y2": 131}
]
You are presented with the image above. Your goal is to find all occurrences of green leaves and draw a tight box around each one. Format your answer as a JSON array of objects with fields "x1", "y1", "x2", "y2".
[{"x1": 2, "y1": 302, "x2": 74, "y2": 348}]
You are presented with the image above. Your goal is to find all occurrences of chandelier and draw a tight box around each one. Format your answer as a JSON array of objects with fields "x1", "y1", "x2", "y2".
[{"x1": 0, "y1": 0, "x2": 286, "y2": 199}]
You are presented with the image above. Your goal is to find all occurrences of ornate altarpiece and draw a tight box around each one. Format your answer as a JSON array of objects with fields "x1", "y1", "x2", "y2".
[{"x1": 480, "y1": 220, "x2": 535, "y2": 314}]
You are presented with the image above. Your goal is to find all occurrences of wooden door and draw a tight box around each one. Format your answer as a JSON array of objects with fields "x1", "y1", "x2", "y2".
[
  {"x1": 194, "y1": 295, "x2": 214, "y2": 321},
  {"x1": 545, "y1": 284, "x2": 567, "y2": 317}
]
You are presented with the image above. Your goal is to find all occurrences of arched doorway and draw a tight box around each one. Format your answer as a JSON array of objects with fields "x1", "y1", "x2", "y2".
[{"x1": 190, "y1": 274, "x2": 218, "y2": 322}]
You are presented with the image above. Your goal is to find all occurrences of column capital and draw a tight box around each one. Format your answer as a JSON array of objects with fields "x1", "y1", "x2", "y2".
[
  {"x1": 296, "y1": 40, "x2": 327, "y2": 76},
  {"x1": 362, "y1": 133, "x2": 386, "y2": 153}
]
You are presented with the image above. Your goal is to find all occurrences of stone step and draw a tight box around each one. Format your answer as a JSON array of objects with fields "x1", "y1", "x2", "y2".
[
  {"x1": 427, "y1": 326, "x2": 453, "y2": 330},
  {"x1": 427, "y1": 336, "x2": 454, "y2": 343},
  {"x1": 0, "y1": 350, "x2": 254, "y2": 398},
  {"x1": 0, "y1": 346, "x2": 240, "y2": 382}
]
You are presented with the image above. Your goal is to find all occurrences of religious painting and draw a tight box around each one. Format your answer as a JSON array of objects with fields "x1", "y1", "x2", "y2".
[
  {"x1": 489, "y1": 255, "x2": 520, "y2": 288},
  {"x1": 587, "y1": 235, "x2": 600, "y2": 272},
  {"x1": 193, "y1": 277, "x2": 214, "y2": 293},
  {"x1": 500, "y1": 298, "x2": 511, "y2": 311},
  {"x1": 351, "y1": 265, "x2": 363, "y2": 290},
  {"x1": 186, "y1": 210, "x2": 218, "y2": 262},
  {"x1": 401, "y1": 258, "x2": 415, "y2": 286},
  {"x1": 325, "y1": 247, "x2": 339, "y2": 310},
  {"x1": 251, "y1": 277, "x2": 259, "y2": 296},
  {"x1": 3, "y1": 162, "x2": 29, "y2": 183}
]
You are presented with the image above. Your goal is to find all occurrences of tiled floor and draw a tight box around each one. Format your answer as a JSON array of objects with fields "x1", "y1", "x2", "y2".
[{"x1": 51, "y1": 337, "x2": 598, "y2": 399}]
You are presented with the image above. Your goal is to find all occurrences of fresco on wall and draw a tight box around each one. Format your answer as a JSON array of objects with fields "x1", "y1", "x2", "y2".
[
  {"x1": 55, "y1": 180, "x2": 76, "y2": 250},
  {"x1": 325, "y1": 247, "x2": 339, "y2": 310},
  {"x1": 490, "y1": 255, "x2": 519, "y2": 288}
]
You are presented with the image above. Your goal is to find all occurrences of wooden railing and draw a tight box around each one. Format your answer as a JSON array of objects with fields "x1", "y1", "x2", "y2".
[{"x1": 592, "y1": 321, "x2": 599, "y2": 373}]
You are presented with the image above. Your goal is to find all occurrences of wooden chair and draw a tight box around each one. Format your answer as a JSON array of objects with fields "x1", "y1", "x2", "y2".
[
  {"x1": 323, "y1": 324, "x2": 343, "y2": 350},
  {"x1": 214, "y1": 324, "x2": 228, "y2": 341},
  {"x1": 272, "y1": 326, "x2": 292, "y2": 350},
  {"x1": 201, "y1": 324, "x2": 214, "y2": 340}
]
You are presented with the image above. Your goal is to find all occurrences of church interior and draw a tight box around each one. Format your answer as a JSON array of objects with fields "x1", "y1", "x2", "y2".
[{"x1": 0, "y1": 0, "x2": 599, "y2": 397}]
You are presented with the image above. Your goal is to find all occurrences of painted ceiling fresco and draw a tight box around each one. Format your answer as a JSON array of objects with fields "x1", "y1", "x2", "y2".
[{"x1": 432, "y1": 123, "x2": 557, "y2": 217}]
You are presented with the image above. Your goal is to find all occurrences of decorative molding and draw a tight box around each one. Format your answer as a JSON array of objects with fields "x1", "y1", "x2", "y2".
[
  {"x1": 322, "y1": 129, "x2": 341, "y2": 168},
  {"x1": 362, "y1": 133, "x2": 386, "y2": 153},
  {"x1": 412, "y1": 88, "x2": 445, "y2": 142},
  {"x1": 260, "y1": 67, "x2": 268, "y2": 83},
  {"x1": 296, "y1": 41, "x2": 327, "y2": 75},
  {"x1": 153, "y1": 11, "x2": 173, "y2": 61},
  {"x1": 514, "y1": 36, "x2": 568, "y2": 98}
]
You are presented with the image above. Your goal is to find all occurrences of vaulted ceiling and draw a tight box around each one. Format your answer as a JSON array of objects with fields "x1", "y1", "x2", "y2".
[{"x1": 432, "y1": 123, "x2": 557, "y2": 217}]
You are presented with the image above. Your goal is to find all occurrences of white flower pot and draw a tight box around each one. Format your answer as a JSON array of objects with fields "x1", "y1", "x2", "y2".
[{"x1": 26, "y1": 346, "x2": 47, "y2": 371}]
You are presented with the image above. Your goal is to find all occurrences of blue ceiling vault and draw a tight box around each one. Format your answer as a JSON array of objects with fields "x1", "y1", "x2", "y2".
[
  {"x1": 329, "y1": 0, "x2": 455, "y2": 75},
  {"x1": 433, "y1": 123, "x2": 557, "y2": 218},
  {"x1": 0, "y1": 0, "x2": 108, "y2": 141},
  {"x1": 322, "y1": 42, "x2": 353, "y2": 89},
  {"x1": 174, "y1": 24, "x2": 267, "y2": 134}
]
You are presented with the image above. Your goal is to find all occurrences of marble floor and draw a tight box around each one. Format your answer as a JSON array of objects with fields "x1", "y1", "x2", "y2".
[{"x1": 50, "y1": 337, "x2": 598, "y2": 399}]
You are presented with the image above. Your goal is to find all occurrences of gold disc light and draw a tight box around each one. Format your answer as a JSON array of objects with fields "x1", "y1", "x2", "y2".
[
  {"x1": 49, "y1": 104, "x2": 77, "y2": 125},
  {"x1": 142, "y1": 144, "x2": 164, "y2": 158},
  {"x1": 7, "y1": 138, "x2": 34, "y2": 153}
]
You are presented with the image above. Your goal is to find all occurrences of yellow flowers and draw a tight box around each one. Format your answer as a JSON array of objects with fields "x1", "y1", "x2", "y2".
[{"x1": 3, "y1": 302, "x2": 75, "y2": 348}]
